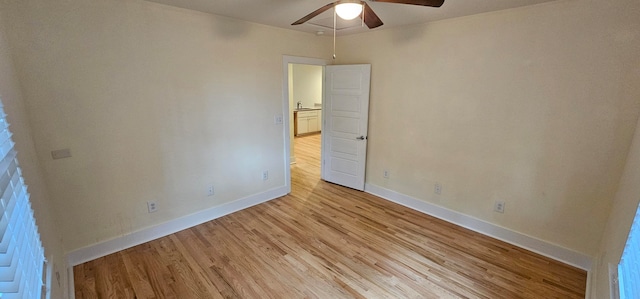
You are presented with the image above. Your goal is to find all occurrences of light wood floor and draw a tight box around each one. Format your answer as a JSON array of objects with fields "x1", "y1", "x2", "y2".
[{"x1": 74, "y1": 133, "x2": 587, "y2": 298}]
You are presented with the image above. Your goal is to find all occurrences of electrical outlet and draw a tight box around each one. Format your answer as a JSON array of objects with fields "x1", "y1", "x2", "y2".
[
  {"x1": 207, "y1": 185, "x2": 214, "y2": 196},
  {"x1": 262, "y1": 170, "x2": 269, "y2": 181},
  {"x1": 147, "y1": 201, "x2": 158, "y2": 213},
  {"x1": 383, "y1": 169, "x2": 389, "y2": 178},
  {"x1": 434, "y1": 183, "x2": 442, "y2": 195},
  {"x1": 494, "y1": 201, "x2": 505, "y2": 213},
  {"x1": 274, "y1": 115, "x2": 283, "y2": 124}
]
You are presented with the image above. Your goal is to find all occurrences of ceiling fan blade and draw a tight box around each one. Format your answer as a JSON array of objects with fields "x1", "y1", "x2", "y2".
[
  {"x1": 362, "y1": 3, "x2": 383, "y2": 29},
  {"x1": 370, "y1": 0, "x2": 445, "y2": 7},
  {"x1": 291, "y1": 2, "x2": 338, "y2": 25}
]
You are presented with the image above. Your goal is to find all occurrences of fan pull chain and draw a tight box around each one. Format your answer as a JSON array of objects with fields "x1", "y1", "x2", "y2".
[{"x1": 333, "y1": 8, "x2": 336, "y2": 60}]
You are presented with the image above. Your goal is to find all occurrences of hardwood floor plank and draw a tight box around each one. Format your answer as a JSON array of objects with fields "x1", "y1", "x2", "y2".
[
  {"x1": 74, "y1": 134, "x2": 587, "y2": 298},
  {"x1": 121, "y1": 243, "x2": 178, "y2": 299}
]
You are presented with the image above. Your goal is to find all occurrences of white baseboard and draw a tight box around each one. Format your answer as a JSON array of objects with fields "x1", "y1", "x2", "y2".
[
  {"x1": 364, "y1": 183, "x2": 593, "y2": 271},
  {"x1": 66, "y1": 186, "x2": 288, "y2": 267}
]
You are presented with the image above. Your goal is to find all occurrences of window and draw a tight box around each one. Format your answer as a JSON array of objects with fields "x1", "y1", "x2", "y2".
[
  {"x1": 618, "y1": 202, "x2": 640, "y2": 299},
  {"x1": 0, "y1": 101, "x2": 45, "y2": 298}
]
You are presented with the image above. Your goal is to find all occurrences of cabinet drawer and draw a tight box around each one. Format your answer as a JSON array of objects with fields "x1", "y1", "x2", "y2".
[{"x1": 297, "y1": 110, "x2": 318, "y2": 118}]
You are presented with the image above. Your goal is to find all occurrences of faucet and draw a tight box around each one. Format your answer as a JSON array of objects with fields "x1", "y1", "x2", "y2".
[{"x1": 297, "y1": 101, "x2": 302, "y2": 109}]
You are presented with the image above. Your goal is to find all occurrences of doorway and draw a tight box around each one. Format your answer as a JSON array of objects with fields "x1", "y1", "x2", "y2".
[
  {"x1": 289, "y1": 63, "x2": 324, "y2": 190},
  {"x1": 282, "y1": 56, "x2": 327, "y2": 193},
  {"x1": 289, "y1": 63, "x2": 323, "y2": 168},
  {"x1": 282, "y1": 56, "x2": 371, "y2": 192}
]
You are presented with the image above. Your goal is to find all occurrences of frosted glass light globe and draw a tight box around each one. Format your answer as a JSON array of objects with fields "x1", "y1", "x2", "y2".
[{"x1": 335, "y1": 3, "x2": 363, "y2": 20}]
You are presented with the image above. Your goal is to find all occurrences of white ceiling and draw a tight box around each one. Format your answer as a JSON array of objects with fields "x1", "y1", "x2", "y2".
[{"x1": 145, "y1": 0, "x2": 558, "y2": 35}]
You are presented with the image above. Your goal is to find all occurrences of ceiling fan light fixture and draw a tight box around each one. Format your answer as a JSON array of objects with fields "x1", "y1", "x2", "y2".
[{"x1": 335, "y1": 3, "x2": 363, "y2": 20}]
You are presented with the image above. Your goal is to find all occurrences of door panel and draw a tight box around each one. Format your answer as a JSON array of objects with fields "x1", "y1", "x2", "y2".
[
  {"x1": 332, "y1": 117, "x2": 360, "y2": 134},
  {"x1": 321, "y1": 64, "x2": 371, "y2": 191},
  {"x1": 333, "y1": 96, "x2": 361, "y2": 112}
]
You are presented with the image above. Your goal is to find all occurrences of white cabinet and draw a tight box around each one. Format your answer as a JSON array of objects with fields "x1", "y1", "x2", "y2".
[
  {"x1": 295, "y1": 110, "x2": 322, "y2": 136},
  {"x1": 298, "y1": 116, "x2": 311, "y2": 134}
]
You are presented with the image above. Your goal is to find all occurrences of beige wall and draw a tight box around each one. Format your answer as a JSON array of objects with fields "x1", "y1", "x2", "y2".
[
  {"x1": 336, "y1": 0, "x2": 640, "y2": 257},
  {"x1": 0, "y1": 14, "x2": 67, "y2": 299},
  {"x1": 593, "y1": 117, "x2": 640, "y2": 297},
  {"x1": 0, "y1": 0, "x2": 331, "y2": 252},
  {"x1": 292, "y1": 64, "x2": 323, "y2": 108}
]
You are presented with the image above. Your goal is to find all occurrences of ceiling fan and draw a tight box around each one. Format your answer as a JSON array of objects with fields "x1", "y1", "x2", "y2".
[{"x1": 291, "y1": 0, "x2": 446, "y2": 29}]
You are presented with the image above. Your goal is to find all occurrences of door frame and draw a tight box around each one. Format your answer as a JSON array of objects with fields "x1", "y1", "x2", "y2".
[{"x1": 282, "y1": 55, "x2": 328, "y2": 193}]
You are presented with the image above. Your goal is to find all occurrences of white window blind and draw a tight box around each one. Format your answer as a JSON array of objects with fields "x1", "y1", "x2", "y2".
[
  {"x1": 619, "y1": 202, "x2": 640, "y2": 299},
  {"x1": 0, "y1": 102, "x2": 45, "y2": 299}
]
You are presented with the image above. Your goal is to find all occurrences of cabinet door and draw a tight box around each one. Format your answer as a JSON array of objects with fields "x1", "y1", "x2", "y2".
[
  {"x1": 308, "y1": 117, "x2": 318, "y2": 133},
  {"x1": 298, "y1": 117, "x2": 309, "y2": 134},
  {"x1": 317, "y1": 110, "x2": 322, "y2": 132}
]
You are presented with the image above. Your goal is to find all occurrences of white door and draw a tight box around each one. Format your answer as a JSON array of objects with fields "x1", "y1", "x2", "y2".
[{"x1": 321, "y1": 64, "x2": 371, "y2": 191}]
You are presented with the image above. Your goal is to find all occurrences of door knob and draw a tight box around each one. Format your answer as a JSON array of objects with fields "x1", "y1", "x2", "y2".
[{"x1": 356, "y1": 136, "x2": 366, "y2": 140}]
